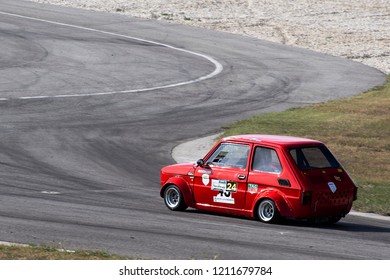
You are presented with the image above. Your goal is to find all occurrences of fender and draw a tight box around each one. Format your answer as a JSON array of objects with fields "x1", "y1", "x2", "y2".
[
  {"x1": 251, "y1": 189, "x2": 293, "y2": 218},
  {"x1": 160, "y1": 176, "x2": 195, "y2": 208}
]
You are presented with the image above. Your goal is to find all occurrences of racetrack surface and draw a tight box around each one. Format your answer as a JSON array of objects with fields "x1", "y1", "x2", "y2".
[{"x1": 0, "y1": 0, "x2": 388, "y2": 259}]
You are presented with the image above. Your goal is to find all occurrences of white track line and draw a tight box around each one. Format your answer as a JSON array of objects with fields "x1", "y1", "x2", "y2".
[{"x1": 0, "y1": 10, "x2": 223, "y2": 100}]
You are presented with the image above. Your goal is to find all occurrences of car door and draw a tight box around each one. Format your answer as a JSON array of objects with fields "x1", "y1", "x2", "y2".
[{"x1": 193, "y1": 142, "x2": 250, "y2": 211}]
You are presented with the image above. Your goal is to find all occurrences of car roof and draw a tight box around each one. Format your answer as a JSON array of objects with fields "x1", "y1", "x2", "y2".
[{"x1": 222, "y1": 134, "x2": 323, "y2": 147}]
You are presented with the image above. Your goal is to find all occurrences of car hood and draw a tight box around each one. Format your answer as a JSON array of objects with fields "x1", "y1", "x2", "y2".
[{"x1": 161, "y1": 163, "x2": 195, "y2": 176}]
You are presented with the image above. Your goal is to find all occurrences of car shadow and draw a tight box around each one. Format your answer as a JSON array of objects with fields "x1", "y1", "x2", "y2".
[
  {"x1": 281, "y1": 219, "x2": 390, "y2": 233},
  {"x1": 185, "y1": 209, "x2": 390, "y2": 233}
]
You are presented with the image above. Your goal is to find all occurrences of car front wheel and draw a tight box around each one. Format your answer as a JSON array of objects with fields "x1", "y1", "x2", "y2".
[
  {"x1": 257, "y1": 199, "x2": 280, "y2": 223},
  {"x1": 163, "y1": 185, "x2": 188, "y2": 211}
]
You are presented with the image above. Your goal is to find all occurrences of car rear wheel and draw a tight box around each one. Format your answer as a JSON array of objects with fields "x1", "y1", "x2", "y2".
[
  {"x1": 257, "y1": 199, "x2": 280, "y2": 223},
  {"x1": 327, "y1": 216, "x2": 342, "y2": 224},
  {"x1": 164, "y1": 185, "x2": 187, "y2": 211}
]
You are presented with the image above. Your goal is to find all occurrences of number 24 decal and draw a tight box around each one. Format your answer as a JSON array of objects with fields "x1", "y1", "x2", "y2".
[{"x1": 226, "y1": 181, "x2": 237, "y2": 192}]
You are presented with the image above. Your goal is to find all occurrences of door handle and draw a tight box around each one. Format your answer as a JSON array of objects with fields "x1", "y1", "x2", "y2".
[{"x1": 238, "y1": 174, "x2": 246, "y2": 180}]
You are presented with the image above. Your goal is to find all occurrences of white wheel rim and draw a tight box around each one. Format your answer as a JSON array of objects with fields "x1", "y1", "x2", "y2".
[
  {"x1": 259, "y1": 200, "x2": 274, "y2": 222},
  {"x1": 165, "y1": 188, "x2": 180, "y2": 208}
]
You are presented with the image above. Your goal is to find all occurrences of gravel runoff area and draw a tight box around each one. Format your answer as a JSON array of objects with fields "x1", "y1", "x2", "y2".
[{"x1": 30, "y1": 0, "x2": 389, "y2": 74}]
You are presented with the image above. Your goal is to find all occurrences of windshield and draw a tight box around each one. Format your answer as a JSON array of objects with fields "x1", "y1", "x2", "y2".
[{"x1": 289, "y1": 146, "x2": 340, "y2": 170}]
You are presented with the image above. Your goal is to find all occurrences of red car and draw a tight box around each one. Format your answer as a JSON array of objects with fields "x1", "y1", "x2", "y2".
[{"x1": 160, "y1": 135, "x2": 357, "y2": 224}]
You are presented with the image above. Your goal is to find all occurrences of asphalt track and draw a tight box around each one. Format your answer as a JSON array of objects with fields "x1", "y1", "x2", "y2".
[{"x1": 0, "y1": 0, "x2": 388, "y2": 259}]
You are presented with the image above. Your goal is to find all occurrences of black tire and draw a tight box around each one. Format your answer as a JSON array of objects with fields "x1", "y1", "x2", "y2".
[
  {"x1": 257, "y1": 199, "x2": 280, "y2": 223},
  {"x1": 327, "y1": 216, "x2": 342, "y2": 224},
  {"x1": 163, "y1": 185, "x2": 188, "y2": 211}
]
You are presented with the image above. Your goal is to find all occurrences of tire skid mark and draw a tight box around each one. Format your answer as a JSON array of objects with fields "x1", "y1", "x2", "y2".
[{"x1": 0, "y1": 10, "x2": 223, "y2": 100}]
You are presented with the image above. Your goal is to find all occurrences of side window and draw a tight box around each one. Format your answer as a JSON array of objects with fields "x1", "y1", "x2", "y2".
[
  {"x1": 206, "y1": 143, "x2": 250, "y2": 169},
  {"x1": 252, "y1": 147, "x2": 282, "y2": 173}
]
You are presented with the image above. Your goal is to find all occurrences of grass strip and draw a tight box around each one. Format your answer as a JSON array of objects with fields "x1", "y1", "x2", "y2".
[{"x1": 0, "y1": 244, "x2": 128, "y2": 260}]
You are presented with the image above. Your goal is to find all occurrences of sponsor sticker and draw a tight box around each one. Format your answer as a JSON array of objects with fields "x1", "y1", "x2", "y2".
[
  {"x1": 248, "y1": 183, "x2": 258, "y2": 193},
  {"x1": 328, "y1": 182, "x2": 337, "y2": 193},
  {"x1": 211, "y1": 180, "x2": 237, "y2": 192},
  {"x1": 211, "y1": 179, "x2": 227, "y2": 191},
  {"x1": 202, "y1": 174, "x2": 210, "y2": 186},
  {"x1": 213, "y1": 192, "x2": 235, "y2": 204}
]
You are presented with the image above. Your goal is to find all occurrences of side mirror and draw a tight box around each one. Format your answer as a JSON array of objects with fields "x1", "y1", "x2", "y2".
[{"x1": 196, "y1": 159, "x2": 205, "y2": 167}]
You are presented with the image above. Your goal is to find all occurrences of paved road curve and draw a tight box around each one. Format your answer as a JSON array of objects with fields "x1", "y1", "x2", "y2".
[{"x1": 0, "y1": 0, "x2": 388, "y2": 259}]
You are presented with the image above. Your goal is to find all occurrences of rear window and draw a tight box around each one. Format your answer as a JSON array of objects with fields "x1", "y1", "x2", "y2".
[{"x1": 289, "y1": 146, "x2": 340, "y2": 170}]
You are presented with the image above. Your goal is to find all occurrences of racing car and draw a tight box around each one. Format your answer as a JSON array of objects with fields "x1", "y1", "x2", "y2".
[{"x1": 160, "y1": 134, "x2": 357, "y2": 224}]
